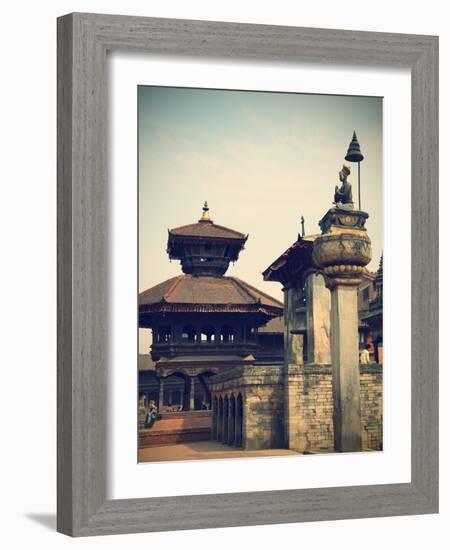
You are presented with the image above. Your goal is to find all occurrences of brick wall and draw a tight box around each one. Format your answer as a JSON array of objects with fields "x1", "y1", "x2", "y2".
[
  {"x1": 285, "y1": 365, "x2": 334, "y2": 453},
  {"x1": 286, "y1": 364, "x2": 383, "y2": 453},
  {"x1": 244, "y1": 379, "x2": 284, "y2": 450},
  {"x1": 359, "y1": 365, "x2": 383, "y2": 450}
]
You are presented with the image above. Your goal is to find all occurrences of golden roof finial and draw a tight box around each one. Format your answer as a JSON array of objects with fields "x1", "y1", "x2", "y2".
[{"x1": 200, "y1": 200, "x2": 211, "y2": 222}]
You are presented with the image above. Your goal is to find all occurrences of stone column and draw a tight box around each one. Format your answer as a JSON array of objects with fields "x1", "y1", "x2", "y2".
[
  {"x1": 305, "y1": 272, "x2": 331, "y2": 364},
  {"x1": 329, "y1": 282, "x2": 361, "y2": 451},
  {"x1": 313, "y1": 207, "x2": 371, "y2": 452}
]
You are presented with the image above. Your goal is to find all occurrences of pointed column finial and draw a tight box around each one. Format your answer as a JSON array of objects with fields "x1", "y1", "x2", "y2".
[
  {"x1": 199, "y1": 200, "x2": 211, "y2": 222},
  {"x1": 344, "y1": 131, "x2": 365, "y2": 210},
  {"x1": 345, "y1": 131, "x2": 364, "y2": 163}
]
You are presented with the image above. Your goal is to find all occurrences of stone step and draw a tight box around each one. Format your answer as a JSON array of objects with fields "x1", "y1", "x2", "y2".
[{"x1": 139, "y1": 411, "x2": 212, "y2": 448}]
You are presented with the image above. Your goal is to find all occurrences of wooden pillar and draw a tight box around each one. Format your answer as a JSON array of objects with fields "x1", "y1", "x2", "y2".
[
  {"x1": 189, "y1": 376, "x2": 195, "y2": 411},
  {"x1": 158, "y1": 377, "x2": 164, "y2": 410}
]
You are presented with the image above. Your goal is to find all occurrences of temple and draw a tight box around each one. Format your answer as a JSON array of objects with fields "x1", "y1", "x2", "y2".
[{"x1": 138, "y1": 203, "x2": 283, "y2": 446}]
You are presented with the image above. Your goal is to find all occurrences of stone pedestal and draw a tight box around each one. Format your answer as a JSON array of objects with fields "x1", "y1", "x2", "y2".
[
  {"x1": 313, "y1": 207, "x2": 372, "y2": 453},
  {"x1": 305, "y1": 272, "x2": 331, "y2": 364}
]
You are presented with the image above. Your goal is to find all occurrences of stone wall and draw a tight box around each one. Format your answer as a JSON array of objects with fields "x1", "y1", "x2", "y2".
[
  {"x1": 286, "y1": 363, "x2": 383, "y2": 453},
  {"x1": 209, "y1": 362, "x2": 382, "y2": 453},
  {"x1": 209, "y1": 365, "x2": 285, "y2": 450},
  {"x1": 360, "y1": 364, "x2": 383, "y2": 450},
  {"x1": 244, "y1": 371, "x2": 284, "y2": 450},
  {"x1": 285, "y1": 364, "x2": 334, "y2": 453}
]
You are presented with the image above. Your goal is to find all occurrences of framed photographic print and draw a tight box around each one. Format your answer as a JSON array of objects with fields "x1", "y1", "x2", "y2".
[{"x1": 57, "y1": 13, "x2": 438, "y2": 536}]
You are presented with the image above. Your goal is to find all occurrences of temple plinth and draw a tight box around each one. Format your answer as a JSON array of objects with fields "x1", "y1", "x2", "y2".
[{"x1": 313, "y1": 207, "x2": 372, "y2": 452}]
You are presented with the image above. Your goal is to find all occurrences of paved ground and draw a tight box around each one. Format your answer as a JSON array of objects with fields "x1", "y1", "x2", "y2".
[{"x1": 139, "y1": 440, "x2": 299, "y2": 462}]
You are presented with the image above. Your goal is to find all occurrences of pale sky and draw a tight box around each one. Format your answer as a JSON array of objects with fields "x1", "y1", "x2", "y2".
[{"x1": 138, "y1": 86, "x2": 383, "y2": 353}]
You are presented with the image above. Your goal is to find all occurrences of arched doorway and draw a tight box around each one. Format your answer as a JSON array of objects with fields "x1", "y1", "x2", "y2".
[{"x1": 160, "y1": 373, "x2": 189, "y2": 412}]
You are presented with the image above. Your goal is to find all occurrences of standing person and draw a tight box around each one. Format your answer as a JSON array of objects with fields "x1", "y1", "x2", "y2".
[{"x1": 360, "y1": 344, "x2": 370, "y2": 364}]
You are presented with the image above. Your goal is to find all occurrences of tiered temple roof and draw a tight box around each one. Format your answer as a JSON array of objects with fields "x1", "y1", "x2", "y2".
[
  {"x1": 139, "y1": 274, "x2": 283, "y2": 319},
  {"x1": 139, "y1": 202, "x2": 283, "y2": 328}
]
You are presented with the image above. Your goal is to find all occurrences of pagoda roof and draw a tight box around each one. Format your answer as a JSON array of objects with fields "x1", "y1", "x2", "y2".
[
  {"x1": 168, "y1": 219, "x2": 247, "y2": 241},
  {"x1": 262, "y1": 237, "x2": 314, "y2": 287},
  {"x1": 139, "y1": 275, "x2": 283, "y2": 316},
  {"x1": 259, "y1": 316, "x2": 284, "y2": 334}
]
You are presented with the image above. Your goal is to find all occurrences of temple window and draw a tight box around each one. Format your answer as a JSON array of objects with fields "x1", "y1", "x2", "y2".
[
  {"x1": 181, "y1": 325, "x2": 196, "y2": 341},
  {"x1": 201, "y1": 325, "x2": 215, "y2": 343},
  {"x1": 158, "y1": 325, "x2": 172, "y2": 343},
  {"x1": 220, "y1": 325, "x2": 234, "y2": 343}
]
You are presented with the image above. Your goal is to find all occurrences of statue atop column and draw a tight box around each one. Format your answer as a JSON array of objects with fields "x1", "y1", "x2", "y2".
[{"x1": 334, "y1": 165, "x2": 354, "y2": 209}]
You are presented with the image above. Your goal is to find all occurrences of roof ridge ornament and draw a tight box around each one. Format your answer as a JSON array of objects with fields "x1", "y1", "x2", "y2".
[{"x1": 199, "y1": 200, "x2": 212, "y2": 223}]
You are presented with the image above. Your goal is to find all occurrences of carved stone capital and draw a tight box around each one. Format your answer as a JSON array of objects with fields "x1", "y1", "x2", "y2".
[
  {"x1": 313, "y1": 213, "x2": 372, "y2": 288},
  {"x1": 313, "y1": 232, "x2": 371, "y2": 267}
]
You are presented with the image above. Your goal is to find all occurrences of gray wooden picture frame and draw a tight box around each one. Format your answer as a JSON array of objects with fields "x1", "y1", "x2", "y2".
[{"x1": 57, "y1": 12, "x2": 439, "y2": 537}]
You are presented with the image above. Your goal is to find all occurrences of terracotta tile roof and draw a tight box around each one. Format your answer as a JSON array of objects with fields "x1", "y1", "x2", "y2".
[
  {"x1": 139, "y1": 275, "x2": 283, "y2": 315},
  {"x1": 258, "y1": 316, "x2": 284, "y2": 334},
  {"x1": 262, "y1": 238, "x2": 314, "y2": 285},
  {"x1": 169, "y1": 220, "x2": 247, "y2": 241}
]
